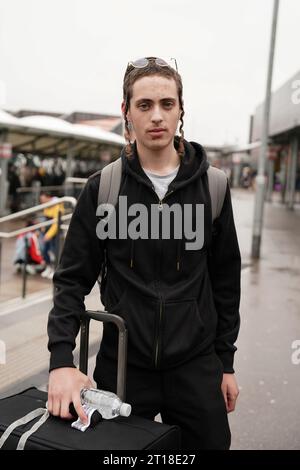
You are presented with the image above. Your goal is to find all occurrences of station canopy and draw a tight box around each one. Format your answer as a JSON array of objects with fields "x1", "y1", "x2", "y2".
[{"x1": 0, "y1": 109, "x2": 125, "y2": 158}]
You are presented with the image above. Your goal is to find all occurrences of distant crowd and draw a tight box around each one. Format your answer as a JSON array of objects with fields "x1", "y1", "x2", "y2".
[{"x1": 7, "y1": 155, "x2": 103, "y2": 213}]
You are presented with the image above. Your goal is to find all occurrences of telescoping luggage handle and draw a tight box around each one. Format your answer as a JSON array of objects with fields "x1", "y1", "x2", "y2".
[
  {"x1": 79, "y1": 310, "x2": 128, "y2": 402},
  {"x1": 0, "y1": 310, "x2": 128, "y2": 450}
]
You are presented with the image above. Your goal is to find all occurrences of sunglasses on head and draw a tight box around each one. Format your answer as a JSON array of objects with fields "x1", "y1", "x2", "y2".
[{"x1": 127, "y1": 57, "x2": 178, "y2": 72}]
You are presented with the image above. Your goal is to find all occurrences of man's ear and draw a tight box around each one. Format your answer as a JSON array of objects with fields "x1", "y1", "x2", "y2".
[{"x1": 121, "y1": 101, "x2": 126, "y2": 115}]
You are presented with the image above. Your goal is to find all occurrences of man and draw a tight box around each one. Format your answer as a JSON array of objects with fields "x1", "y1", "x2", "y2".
[{"x1": 47, "y1": 57, "x2": 241, "y2": 449}]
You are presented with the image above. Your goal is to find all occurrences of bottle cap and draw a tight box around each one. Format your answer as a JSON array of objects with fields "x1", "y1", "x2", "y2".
[{"x1": 120, "y1": 403, "x2": 132, "y2": 417}]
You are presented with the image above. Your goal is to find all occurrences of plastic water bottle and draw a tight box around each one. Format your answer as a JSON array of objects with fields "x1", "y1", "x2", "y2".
[{"x1": 80, "y1": 388, "x2": 132, "y2": 420}]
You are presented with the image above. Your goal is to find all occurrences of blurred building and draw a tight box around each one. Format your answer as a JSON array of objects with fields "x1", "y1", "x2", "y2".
[
  {"x1": 250, "y1": 69, "x2": 300, "y2": 208},
  {"x1": 0, "y1": 108, "x2": 125, "y2": 214}
]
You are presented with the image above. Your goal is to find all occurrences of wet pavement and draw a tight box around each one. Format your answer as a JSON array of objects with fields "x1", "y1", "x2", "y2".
[
  {"x1": 229, "y1": 189, "x2": 300, "y2": 450},
  {"x1": 0, "y1": 188, "x2": 299, "y2": 449}
]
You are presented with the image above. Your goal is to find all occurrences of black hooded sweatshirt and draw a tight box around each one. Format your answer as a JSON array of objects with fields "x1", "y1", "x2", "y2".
[{"x1": 48, "y1": 138, "x2": 241, "y2": 374}]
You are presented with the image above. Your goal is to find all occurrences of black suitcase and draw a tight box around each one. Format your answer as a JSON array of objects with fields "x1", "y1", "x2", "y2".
[{"x1": 0, "y1": 310, "x2": 180, "y2": 450}]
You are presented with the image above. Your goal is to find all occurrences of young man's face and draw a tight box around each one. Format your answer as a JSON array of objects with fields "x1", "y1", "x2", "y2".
[{"x1": 123, "y1": 75, "x2": 182, "y2": 152}]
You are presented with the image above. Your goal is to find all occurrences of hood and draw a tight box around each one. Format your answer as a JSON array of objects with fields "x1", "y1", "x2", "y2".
[{"x1": 122, "y1": 136, "x2": 209, "y2": 189}]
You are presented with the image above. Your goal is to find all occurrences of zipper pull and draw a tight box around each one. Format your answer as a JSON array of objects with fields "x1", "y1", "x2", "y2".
[{"x1": 158, "y1": 200, "x2": 163, "y2": 211}]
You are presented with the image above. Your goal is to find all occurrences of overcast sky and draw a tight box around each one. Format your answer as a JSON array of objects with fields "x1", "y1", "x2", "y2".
[{"x1": 0, "y1": 0, "x2": 299, "y2": 146}]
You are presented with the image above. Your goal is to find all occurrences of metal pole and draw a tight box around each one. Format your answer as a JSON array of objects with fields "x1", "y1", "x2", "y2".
[
  {"x1": 79, "y1": 316, "x2": 90, "y2": 375},
  {"x1": 33, "y1": 181, "x2": 41, "y2": 206},
  {"x1": 251, "y1": 0, "x2": 280, "y2": 259},
  {"x1": 65, "y1": 142, "x2": 75, "y2": 197},
  {"x1": 233, "y1": 162, "x2": 241, "y2": 188}
]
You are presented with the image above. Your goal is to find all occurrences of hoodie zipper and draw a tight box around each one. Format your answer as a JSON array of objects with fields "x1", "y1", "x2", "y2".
[
  {"x1": 157, "y1": 189, "x2": 174, "y2": 209},
  {"x1": 152, "y1": 187, "x2": 174, "y2": 368},
  {"x1": 155, "y1": 297, "x2": 163, "y2": 367}
]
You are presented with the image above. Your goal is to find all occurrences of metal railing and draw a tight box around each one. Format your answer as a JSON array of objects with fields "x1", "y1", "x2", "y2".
[
  {"x1": 65, "y1": 177, "x2": 88, "y2": 184},
  {"x1": 16, "y1": 179, "x2": 88, "y2": 195},
  {"x1": 15, "y1": 178, "x2": 87, "y2": 209},
  {"x1": 0, "y1": 196, "x2": 77, "y2": 298}
]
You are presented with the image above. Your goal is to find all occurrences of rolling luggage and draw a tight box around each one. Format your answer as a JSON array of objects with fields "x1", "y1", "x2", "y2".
[{"x1": 0, "y1": 310, "x2": 181, "y2": 450}]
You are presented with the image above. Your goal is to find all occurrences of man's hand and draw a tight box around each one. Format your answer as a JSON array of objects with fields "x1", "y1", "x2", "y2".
[
  {"x1": 47, "y1": 368, "x2": 93, "y2": 424},
  {"x1": 221, "y1": 373, "x2": 239, "y2": 413}
]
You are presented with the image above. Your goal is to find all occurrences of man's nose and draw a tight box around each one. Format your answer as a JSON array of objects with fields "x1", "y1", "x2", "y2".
[{"x1": 151, "y1": 106, "x2": 163, "y2": 123}]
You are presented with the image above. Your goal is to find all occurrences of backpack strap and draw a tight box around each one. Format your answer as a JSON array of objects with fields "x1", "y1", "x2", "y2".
[
  {"x1": 98, "y1": 158, "x2": 122, "y2": 207},
  {"x1": 97, "y1": 158, "x2": 122, "y2": 285},
  {"x1": 207, "y1": 166, "x2": 228, "y2": 222}
]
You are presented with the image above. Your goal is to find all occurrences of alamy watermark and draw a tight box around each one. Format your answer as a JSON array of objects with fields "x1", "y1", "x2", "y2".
[
  {"x1": 291, "y1": 340, "x2": 300, "y2": 365},
  {"x1": 96, "y1": 196, "x2": 205, "y2": 250},
  {"x1": 0, "y1": 340, "x2": 6, "y2": 365},
  {"x1": 291, "y1": 79, "x2": 300, "y2": 104}
]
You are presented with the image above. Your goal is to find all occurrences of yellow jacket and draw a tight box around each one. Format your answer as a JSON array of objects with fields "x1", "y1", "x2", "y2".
[{"x1": 43, "y1": 198, "x2": 64, "y2": 240}]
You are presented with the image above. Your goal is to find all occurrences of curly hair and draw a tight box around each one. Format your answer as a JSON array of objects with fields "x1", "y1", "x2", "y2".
[{"x1": 122, "y1": 57, "x2": 185, "y2": 159}]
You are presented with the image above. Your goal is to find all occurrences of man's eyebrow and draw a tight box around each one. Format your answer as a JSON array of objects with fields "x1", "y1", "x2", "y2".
[{"x1": 135, "y1": 97, "x2": 177, "y2": 104}]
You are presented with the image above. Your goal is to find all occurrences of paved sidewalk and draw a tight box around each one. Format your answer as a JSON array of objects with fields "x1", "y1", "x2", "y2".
[{"x1": 229, "y1": 189, "x2": 300, "y2": 450}]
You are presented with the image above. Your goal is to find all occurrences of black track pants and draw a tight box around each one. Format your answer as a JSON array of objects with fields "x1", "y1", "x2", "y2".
[{"x1": 94, "y1": 351, "x2": 231, "y2": 450}]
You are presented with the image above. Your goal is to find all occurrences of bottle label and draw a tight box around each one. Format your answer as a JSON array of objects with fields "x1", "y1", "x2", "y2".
[{"x1": 71, "y1": 404, "x2": 98, "y2": 432}]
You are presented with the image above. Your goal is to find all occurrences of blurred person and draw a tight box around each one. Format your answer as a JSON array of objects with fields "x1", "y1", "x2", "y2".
[
  {"x1": 7, "y1": 163, "x2": 21, "y2": 213},
  {"x1": 13, "y1": 219, "x2": 45, "y2": 274},
  {"x1": 52, "y1": 161, "x2": 65, "y2": 186},
  {"x1": 47, "y1": 57, "x2": 241, "y2": 449},
  {"x1": 241, "y1": 166, "x2": 252, "y2": 189},
  {"x1": 39, "y1": 191, "x2": 64, "y2": 280},
  {"x1": 31, "y1": 166, "x2": 44, "y2": 186}
]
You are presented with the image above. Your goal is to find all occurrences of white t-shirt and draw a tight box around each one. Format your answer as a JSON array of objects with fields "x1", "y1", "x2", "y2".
[{"x1": 143, "y1": 166, "x2": 180, "y2": 201}]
